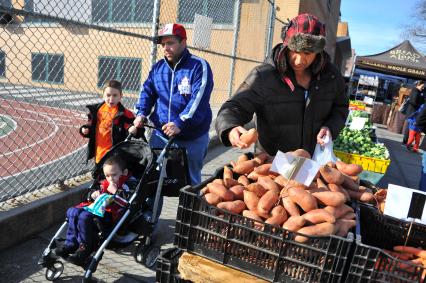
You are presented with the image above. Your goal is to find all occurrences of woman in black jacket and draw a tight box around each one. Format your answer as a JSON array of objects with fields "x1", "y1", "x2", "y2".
[
  {"x1": 215, "y1": 13, "x2": 349, "y2": 156},
  {"x1": 413, "y1": 81, "x2": 426, "y2": 191}
]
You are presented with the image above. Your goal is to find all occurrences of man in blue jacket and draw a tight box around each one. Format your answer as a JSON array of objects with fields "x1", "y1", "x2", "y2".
[{"x1": 132, "y1": 23, "x2": 213, "y2": 186}]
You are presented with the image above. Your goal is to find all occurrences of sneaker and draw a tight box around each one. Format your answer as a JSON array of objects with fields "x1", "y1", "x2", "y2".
[
  {"x1": 68, "y1": 243, "x2": 92, "y2": 265},
  {"x1": 52, "y1": 244, "x2": 77, "y2": 258}
]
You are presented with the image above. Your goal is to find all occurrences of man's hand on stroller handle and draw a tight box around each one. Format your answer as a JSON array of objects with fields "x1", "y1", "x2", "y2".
[{"x1": 162, "y1": 122, "x2": 181, "y2": 137}]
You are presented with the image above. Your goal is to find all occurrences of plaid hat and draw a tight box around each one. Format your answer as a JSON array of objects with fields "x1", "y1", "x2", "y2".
[
  {"x1": 157, "y1": 23, "x2": 187, "y2": 43},
  {"x1": 282, "y1": 13, "x2": 326, "y2": 53}
]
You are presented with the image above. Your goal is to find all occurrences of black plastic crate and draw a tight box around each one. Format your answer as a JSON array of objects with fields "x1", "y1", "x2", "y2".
[
  {"x1": 174, "y1": 168, "x2": 354, "y2": 283},
  {"x1": 346, "y1": 237, "x2": 426, "y2": 283},
  {"x1": 357, "y1": 203, "x2": 426, "y2": 250},
  {"x1": 156, "y1": 247, "x2": 190, "y2": 283}
]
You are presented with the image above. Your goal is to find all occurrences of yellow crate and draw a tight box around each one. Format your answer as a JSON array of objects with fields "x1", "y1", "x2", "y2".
[{"x1": 334, "y1": 150, "x2": 390, "y2": 174}]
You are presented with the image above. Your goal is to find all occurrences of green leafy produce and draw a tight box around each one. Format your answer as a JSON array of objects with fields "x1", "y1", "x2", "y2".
[
  {"x1": 347, "y1": 110, "x2": 372, "y2": 128},
  {"x1": 334, "y1": 127, "x2": 389, "y2": 160}
]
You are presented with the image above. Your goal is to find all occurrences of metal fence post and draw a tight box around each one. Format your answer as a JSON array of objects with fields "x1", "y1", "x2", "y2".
[
  {"x1": 265, "y1": 0, "x2": 275, "y2": 59},
  {"x1": 150, "y1": 0, "x2": 161, "y2": 67},
  {"x1": 227, "y1": 0, "x2": 242, "y2": 98}
]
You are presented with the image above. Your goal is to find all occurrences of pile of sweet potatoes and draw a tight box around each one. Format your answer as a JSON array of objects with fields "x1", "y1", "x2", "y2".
[
  {"x1": 200, "y1": 149, "x2": 377, "y2": 242},
  {"x1": 383, "y1": 246, "x2": 426, "y2": 280}
]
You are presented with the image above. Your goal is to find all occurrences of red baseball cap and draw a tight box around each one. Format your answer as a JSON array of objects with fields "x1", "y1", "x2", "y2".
[{"x1": 157, "y1": 23, "x2": 187, "y2": 43}]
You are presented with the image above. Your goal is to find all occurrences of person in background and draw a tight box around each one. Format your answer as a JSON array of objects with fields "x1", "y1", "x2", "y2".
[
  {"x1": 80, "y1": 80, "x2": 139, "y2": 165},
  {"x1": 406, "y1": 103, "x2": 425, "y2": 153},
  {"x1": 402, "y1": 80, "x2": 425, "y2": 145},
  {"x1": 130, "y1": 23, "x2": 213, "y2": 186},
  {"x1": 215, "y1": 13, "x2": 348, "y2": 155}
]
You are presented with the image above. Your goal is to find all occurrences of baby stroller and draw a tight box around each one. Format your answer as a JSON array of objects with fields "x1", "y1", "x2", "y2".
[{"x1": 38, "y1": 133, "x2": 190, "y2": 282}]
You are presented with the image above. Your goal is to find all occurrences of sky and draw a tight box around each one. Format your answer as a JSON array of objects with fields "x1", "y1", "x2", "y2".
[{"x1": 340, "y1": 0, "x2": 420, "y2": 56}]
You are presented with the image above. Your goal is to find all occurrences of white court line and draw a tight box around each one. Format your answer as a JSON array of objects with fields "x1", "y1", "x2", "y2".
[
  {"x1": 17, "y1": 116, "x2": 80, "y2": 128},
  {"x1": 66, "y1": 98, "x2": 103, "y2": 105},
  {"x1": 0, "y1": 109, "x2": 59, "y2": 157},
  {"x1": 36, "y1": 93, "x2": 96, "y2": 102},
  {"x1": 0, "y1": 145, "x2": 87, "y2": 180},
  {"x1": 2, "y1": 90, "x2": 72, "y2": 98},
  {"x1": 0, "y1": 114, "x2": 18, "y2": 140},
  {"x1": 0, "y1": 85, "x2": 26, "y2": 90},
  {"x1": 1, "y1": 99, "x2": 87, "y2": 119}
]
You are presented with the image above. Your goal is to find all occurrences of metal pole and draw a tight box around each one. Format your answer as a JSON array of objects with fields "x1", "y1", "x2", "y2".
[
  {"x1": 227, "y1": 0, "x2": 242, "y2": 98},
  {"x1": 265, "y1": 0, "x2": 275, "y2": 59},
  {"x1": 150, "y1": 0, "x2": 161, "y2": 67}
]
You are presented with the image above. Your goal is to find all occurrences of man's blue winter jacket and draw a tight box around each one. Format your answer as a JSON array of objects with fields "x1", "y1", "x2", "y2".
[{"x1": 135, "y1": 48, "x2": 213, "y2": 140}]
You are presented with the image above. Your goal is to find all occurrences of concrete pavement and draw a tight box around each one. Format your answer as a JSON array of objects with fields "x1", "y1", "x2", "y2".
[{"x1": 0, "y1": 123, "x2": 423, "y2": 283}]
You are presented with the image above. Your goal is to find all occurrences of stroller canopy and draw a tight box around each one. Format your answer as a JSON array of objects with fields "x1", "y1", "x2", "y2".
[{"x1": 92, "y1": 139, "x2": 154, "y2": 179}]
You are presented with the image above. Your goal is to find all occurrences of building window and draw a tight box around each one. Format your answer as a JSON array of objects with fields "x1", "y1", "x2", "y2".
[
  {"x1": 98, "y1": 57, "x2": 141, "y2": 92},
  {"x1": 0, "y1": 50, "x2": 5, "y2": 77},
  {"x1": 24, "y1": 0, "x2": 53, "y2": 23},
  {"x1": 31, "y1": 53, "x2": 64, "y2": 84},
  {"x1": 92, "y1": 0, "x2": 154, "y2": 23},
  {"x1": 178, "y1": 0, "x2": 234, "y2": 24}
]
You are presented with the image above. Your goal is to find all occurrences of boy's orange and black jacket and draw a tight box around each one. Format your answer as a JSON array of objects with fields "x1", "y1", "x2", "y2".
[{"x1": 79, "y1": 102, "x2": 139, "y2": 163}]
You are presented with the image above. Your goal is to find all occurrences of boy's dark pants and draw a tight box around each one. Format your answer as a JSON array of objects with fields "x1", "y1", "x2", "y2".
[{"x1": 65, "y1": 207, "x2": 104, "y2": 251}]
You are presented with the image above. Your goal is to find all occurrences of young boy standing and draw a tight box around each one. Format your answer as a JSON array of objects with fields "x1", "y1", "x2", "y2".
[
  {"x1": 80, "y1": 80, "x2": 138, "y2": 164},
  {"x1": 53, "y1": 155, "x2": 136, "y2": 265}
]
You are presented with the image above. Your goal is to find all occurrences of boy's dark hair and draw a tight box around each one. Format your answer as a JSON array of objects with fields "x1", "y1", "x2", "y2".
[
  {"x1": 103, "y1": 155, "x2": 127, "y2": 171},
  {"x1": 416, "y1": 80, "x2": 424, "y2": 87},
  {"x1": 104, "y1": 80, "x2": 122, "y2": 93}
]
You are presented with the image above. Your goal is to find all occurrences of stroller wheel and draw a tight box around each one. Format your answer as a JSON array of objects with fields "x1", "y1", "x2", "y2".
[
  {"x1": 44, "y1": 261, "x2": 64, "y2": 281},
  {"x1": 134, "y1": 243, "x2": 160, "y2": 268}
]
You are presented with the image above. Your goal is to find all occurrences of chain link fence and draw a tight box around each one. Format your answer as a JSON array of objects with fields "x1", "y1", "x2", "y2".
[{"x1": 0, "y1": 0, "x2": 282, "y2": 209}]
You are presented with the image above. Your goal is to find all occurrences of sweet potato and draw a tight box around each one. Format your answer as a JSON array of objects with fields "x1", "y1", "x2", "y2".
[
  {"x1": 217, "y1": 200, "x2": 246, "y2": 214},
  {"x1": 237, "y1": 153, "x2": 250, "y2": 164},
  {"x1": 341, "y1": 174, "x2": 360, "y2": 191},
  {"x1": 291, "y1": 149, "x2": 311, "y2": 159},
  {"x1": 200, "y1": 186, "x2": 209, "y2": 194},
  {"x1": 350, "y1": 175, "x2": 360, "y2": 184},
  {"x1": 238, "y1": 175, "x2": 250, "y2": 186},
  {"x1": 223, "y1": 165, "x2": 233, "y2": 179},
  {"x1": 282, "y1": 196, "x2": 301, "y2": 216},
  {"x1": 233, "y1": 159, "x2": 256, "y2": 175},
  {"x1": 229, "y1": 185, "x2": 245, "y2": 200},
  {"x1": 257, "y1": 190, "x2": 279, "y2": 216},
  {"x1": 243, "y1": 190, "x2": 259, "y2": 211},
  {"x1": 340, "y1": 212, "x2": 356, "y2": 220},
  {"x1": 295, "y1": 222, "x2": 335, "y2": 243},
  {"x1": 240, "y1": 128, "x2": 258, "y2": 146},
  {"x1": 328, "y1": 183, "x2": 350, "y2": 201},
  {"x1": 335, "y1": 160, "x2": 363, "y2": 176},
  {"x1": 282, "y1": 215, "x2": 306, "y2": 232},
  {"x1": 203, "y1": 193, "x2": 221, "y2": 206},
  {"x1": 257, "y1": 176, "x2": 280, "y2": 192},
  {"x1": 393, "y1": 246, "x2": 426, "y2": 259},
  {"x1": 288, "y1": 187, "x2": 318, "y2": 212},
  {"x1": 311, "y1": 191, "x2": 347, "y2": 207},
  {"x1": 207, "y1": 182, "x2": 234, "y2": 201},
  {"x1": 319, "y1": 165, "x2": 344, "y2": 185},
  {"x1": 347, "y1": 189, "x2": 374, "y2": 202},
  {"x1": 303, "y1": 209, "x2": 336, "y2": 224},
  {"x1": 242, "y1": 209, "x2": 263, "y2": 222},
  {"x1": 224, "y1": 177, "x2": 239, "y2": 188},
  {"x1": 254, "y1": 163, "x2": 272, "y2": 175},
  {"x1": 334, "y1": 219, "x2": 356, "y2": 237},
  {"x1": 253, "y1": 152, "x2": 270, "y2": 165},
  {"x1": 326, "y1": 161, "x2": 336, "y2": 168},
  {"x1": 324, "y1": 204, "x2": 354, "y2": 219},
  {"x1": 316, "y1": 177, "x2": 329, "y2": 190},
  {"x1": 212, "y1": 178, "x2": 225, "y2": 185},
  {"x1": 246, "y1": 183, "x2": 267, "y2": 197},
  {"x1": 274, "y1": 175, "x2": 303, "y2": 188},
  {"x1": 247, "y1": 171, "x2": 261, "y2": 181},
  {"x1": 266, "y1": 205, "x2": 287, "y2": 226}
]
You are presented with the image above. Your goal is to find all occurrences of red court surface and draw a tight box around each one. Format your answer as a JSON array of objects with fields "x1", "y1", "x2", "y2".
[{"x1": 0, "y1": 99, "x2": 87, "y2": 178}]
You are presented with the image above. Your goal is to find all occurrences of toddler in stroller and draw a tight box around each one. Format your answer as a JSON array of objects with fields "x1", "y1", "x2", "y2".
[{"x1": 38, "y1": 135, "x2": 190, "y2": 282}]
